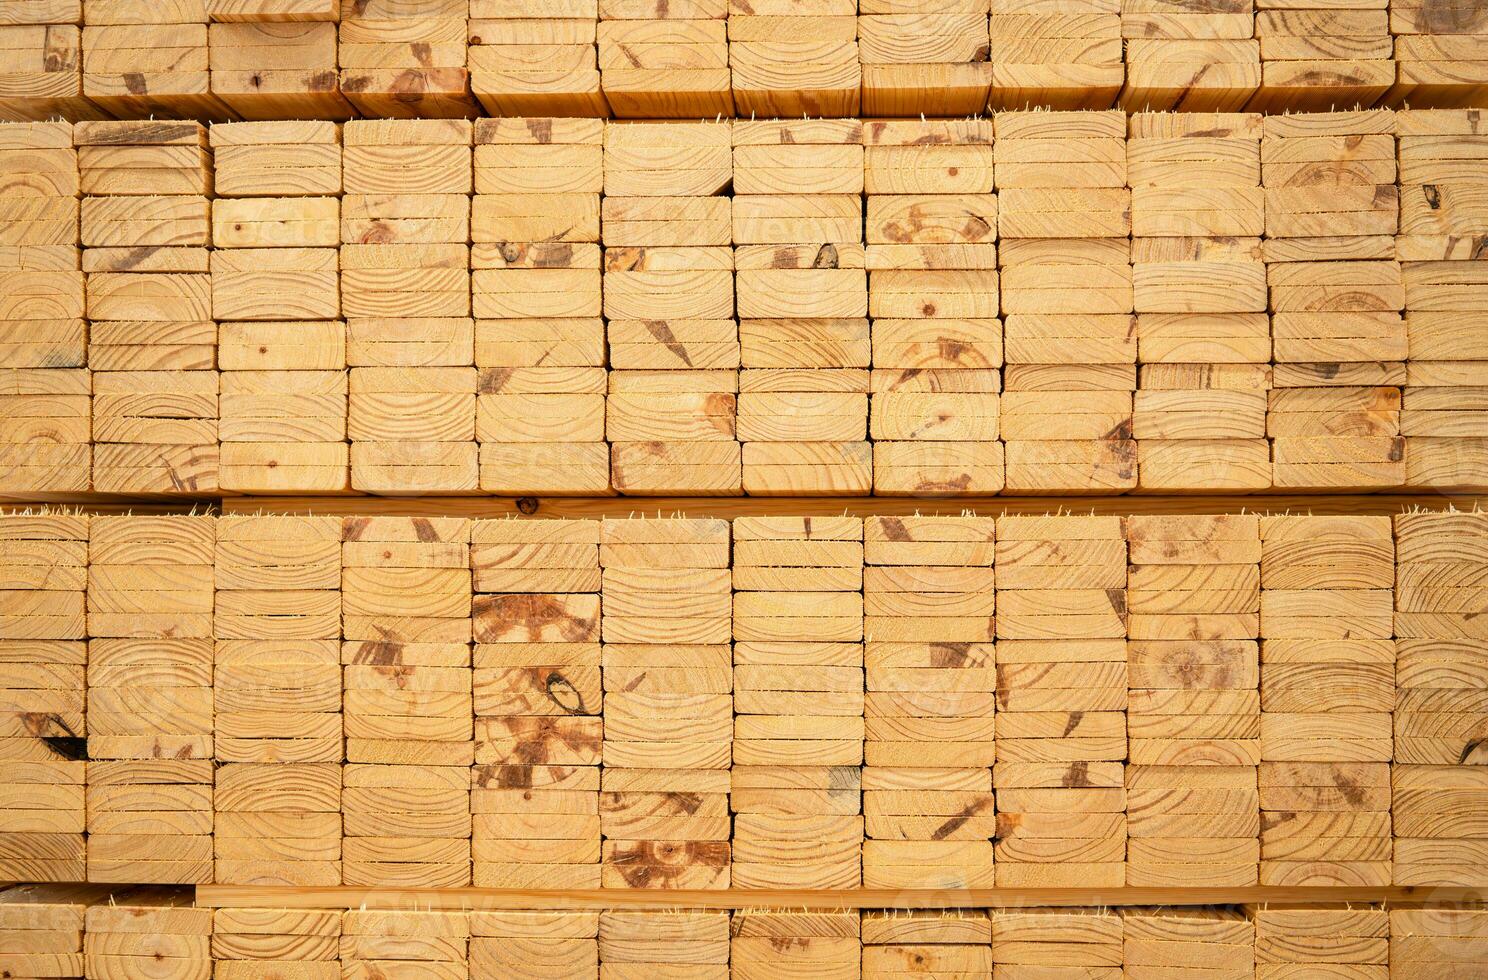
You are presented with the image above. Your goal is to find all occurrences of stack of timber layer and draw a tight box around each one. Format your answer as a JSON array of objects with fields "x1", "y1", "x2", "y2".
[
  {"x1": 0, "y1": 511, "x2": 88, "y2": 882},
  {"x1": 80, "y1": 0, "x2": 228, "y2": 121},
  {"x1": 1258, "y1": 514, "x2": 1396, "y2": 887},
  {"x1": 0, "y1": 509, "x2": 1487, "y2": 887},
  {"x1": 991, "y1": 907, "x2": 1124, "y2": 978},
  {"x1": 84, "y1": 886, "x2": 212, "y2": 980},
  {"x1": 343, "y1": 118, "x2": 475, "y2": 494},
  {"x1": 212, "y1": 514, "x2": 343, "y2": 886},
  {"x1": 472, "y1": 116, "x2": 608, "y2": 496},
  {"x1": 207, "y1": 0, "x2": 349, "y2": 120},
  {"x1": 597, "y1": 0, "x2": 732, "y2": 118},
  {"x1": 734, "y1": 118, "x2": 869, "y2": 495},
  {"x1": 339, "y1": 515, "x2": 472, "y2": 888},
  {"x1": 337, "y1": 0, "x2": 475, "y2": 119},
  {"x1": 1248, "y1": 0, "x2": 1395, "y2": 112},
  {"x1": 862, "y1": 909, "x2": 992, "y2": 978},
  {"x1": 862, "y1": 515, "x2": 995, "y2": 889},
  {"x1": 340, "y1": 909, "x2": 470, "y2": 979},
  {"x1": 468, "y1": 518, "x2": 603, "y2": 889},
  {"x1": 866, "y1": 118, "x2": 1001, "y2": 495},
  {"x1": 80, "y1": 120, "x2": 218, "y2": 495},
  {"x1": 212, "y1": 906, "x2": 340, "y2": 980},
  {"x1": 467, "y1": 1, "x2": 606, "y2": 117},
  {"x1": 1128, "y1": 111, "x2": 1270, "y2": 491},
  {"x1": 599, "y1": 518, "x2": 733, "y2": 888},
  {"x1": 1120, "y1": 0, "x2": 1259, "y2": 112},
  {"x1": 994, "y1": 515, "x2": 1128, "y2": 887},
  {"x1": 996, "y1": 110, "x2": 1136, "y2": 494},
  {"x1": 1261, "y1": 110, "x2": 1406, "y2": 492},
  {"x1": 470, "y1": 909, "x2": 599, "y2": 977},
  {"x1": 1, "y1": 111, "x2": 1488, "y2": 496},
  {"x1": 731, "y1": 516, "x2": 863, "y2": 889},
  {"x1": 857, "y1": 0, "x2": 992, "y2": 116},
  {"x1": 1398, "y1": 108, "x2": 1488, "y2": 490},
  {"x1": 1392, "y1": 509, "x2": 1488, "y2": 888},
  {"x1": 1249, "y1": 903, "x2": 1390, "y2": 977},
  {"x1": 0, "y1": 121, "x2": 89, "y2": 494},
  {"x1": 1124, "y1": 514, "x2": 1261, "y2": 888},
  {"x1": 10, "y1": 890, "x2": 1488, "y2": 976},
  {"x1": 602, "y1": 120, "x2": 738, "y2": 495},
  {"x1": 211, "y1": 119, "x2": 347, "y2": 493},
  {"x1": 728, "y1": 0, "x2": 859, "y2": 118},
  {"x1": 10, "y1": 4, "x2": 1488, "y2": 122},
  {"x1": 1123, "y1": 906, "x2": 1256, "y2": 980},
  {"x1": 85, "y1": 514, "x2": 215, "y2": 885}
]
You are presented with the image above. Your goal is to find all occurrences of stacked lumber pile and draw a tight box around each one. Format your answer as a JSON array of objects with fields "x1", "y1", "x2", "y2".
[
  {"x1": 995, "y1": 514, "x2": 1128, "y2": 887},
  {"x1": 1128, "y1": 112, "x2": 1270, "y2": 491},
  {"x1": 1392, "y1": 509, "x2": 1488, "y2": 887},
  {"x1": 1120, "y1": 0, "x2": 1259, "y2": 112},
  {"x1": 866, "y1": 118, "x2": 1002, "y2": 495},
  {"x1": 85, "y1": 515, "x2": 215, "y2": 885},
  {"x1": 1262, "y1": 110, "x2": 1406, "y2": 491},
  {"x1": 212, "y1": 515, "x2": 343, "y2": 886},
  {"x1": 1123, "y1": 907, "x2": 1255, "y2": 980},
  {"x1": 212, "y1": 120, "x2": 346, "y2": 494},
  {"x1": 1124, "y1": 515, "x2": 1261, "y2": 888},
  {"x1": 339, "y1": 515, "x2": 472, "y2": 888},
  {"x1": 1390, "y1": 907, "x2": 1488, "y2": 978},
  {"x1": 207, "y1": 0, "x2": 349, "y2": 120},
  {"x1": 596, "y1": 0, "x2": 732, "y2": 118},
  {"x1": 0, "y1": 2, "x2": 97, "y2": 123},
  {"x1": 80, "y1": 120, "x2": 218, "y2": 495},
  {"x1": 469, "y1": 518, "x2": 603, "y2": 889},
  {"x1": 13, "y1": 8, "x2": 1488, "y2": 122},
  {"x1": 0, "y1": 882, "x2": 116, "y2": 980},
  {"x1": 598, "y1": 518, "x2": 733, "y2": 888},
  {"x1": 84, "y1": 886, "x2": 212, "y2": 980},
  {"x1": 734, "y1": 119, "x2": 869, "y2": 495},
  {"x1": 602, "y1": 121, "x2": 737, "y2": 495},
  {"x1": 728, "y1": 0, "x2": 859, "y2": 117},
  {"x1": 991, "y1": 907, "x2": 1124, "y2": 979},
  {"x1": 1398, "y1": 108, "x2": 1488, "y2": 490},
  {"x1": 467, "y1": 0, "x2": 606, "y2": 117},
  {"x1": 0, "y1": 121, "x2": 90, "y2": 494},
  {"x1": 343, "y1": 119, "x2": 476, "y2": 494},
  {"x1": 80, "y1": 0, "x2": 227, "y2": 121},
  {"x1": 2, "y1": 112, "x2": 1488, "y2": 496},
  {"x1": 996, "y1": 110, "x2": 1136, "y2": 493},
  {"x1": 731, "y1": 909, "x2": 860, "y2": 978},
  {"x1": 863, "y1": 909, "x2": 991, "y2": 978},
  {"x1": 470, "y1": 909, "x2": 600, "y2": 977},
  {"x1": 212, "y1": 906, "x2": 341, "y2": 980},
  {"x1": 597, "y1": 909, "x2": 731, "y2": 980},
  {"x1": 1390, "y1": 0, "x2": 1488, "y2": 108},
  {"x1": 1249, "y1": 0, "x2": 1394, "y2": 112},
  {"x1": 987, "y1": 0, "x2": 1123, "y2": 110},
  {"x1": 856, "y1": 0, "x2": 992, "y2": 116},
  {"x1": 338, "y1": 0, "x2": 474, "y2": 118},
  {"x1": 471, "y1": 116, "x2": 608, "y2": 496},
  {"x1": 340, "y1": 909, "x2": 470, "y2": 979},
  {"x1": 1259, "y1": 515, "x2": 1396, "y2": 887},
  {"x1": 730, "y1": 516, "x2": 863, "y2": 889},
  {"x1": 19, "y1": 891, "x2": 1488, "y2": 974},
  {"x1": 0, "y1": 511, "x2": 87, "y2": 883},
  {"x1": 862, "y1": 515, "x2": 995, "y2": 889},
  {"x1": 1250, "y1": 903, "x2": 1389, "y2": 978},
  {"x1": 4, "y1": 509, "x2": 1488, "y2": 888}
]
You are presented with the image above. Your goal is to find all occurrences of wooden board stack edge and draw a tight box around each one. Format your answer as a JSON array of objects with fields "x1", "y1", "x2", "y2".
[{"x1": 4, "y1": 3, "x2": 1488, "y2": 123}]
